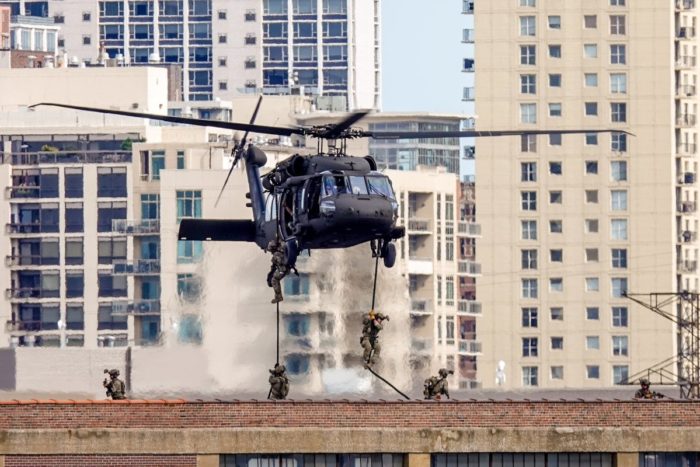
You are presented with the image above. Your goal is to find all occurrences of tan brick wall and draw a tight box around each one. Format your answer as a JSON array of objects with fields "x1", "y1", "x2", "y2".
[{"x1": 4, "y1": 455, "x2": 196, "y2": 466}]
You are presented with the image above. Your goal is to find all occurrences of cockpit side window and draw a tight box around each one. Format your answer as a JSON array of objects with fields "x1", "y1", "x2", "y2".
[
  {"x1": 367, "y1": 176, "x2": 395, "y2": 199},
  {"x1": 348, "y1": 175, "x2": 369, "y2": 195},
  {"x1": 264, "y1": 194, "x2": 278, "y2": 222},
  {"x1": 321, "y1": 175, "x2": 349, "y2": 197}
]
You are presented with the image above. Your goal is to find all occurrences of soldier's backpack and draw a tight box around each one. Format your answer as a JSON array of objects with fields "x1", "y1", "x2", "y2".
[{"x1": 280, "y1": 377, "x2": 290, "y2": 398}]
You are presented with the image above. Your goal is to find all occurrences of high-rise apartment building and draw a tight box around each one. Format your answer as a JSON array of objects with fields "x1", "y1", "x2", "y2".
[
  {"x1": 474, "y1": 1, "x2": 686, "y2": 389},
  {"x1": 0, "y1": 0, "x2": 380, "y2": 108}
]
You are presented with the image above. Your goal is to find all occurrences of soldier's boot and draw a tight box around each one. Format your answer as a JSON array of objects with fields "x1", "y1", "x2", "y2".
[{"x1": 271, "y1": 281, "x2": 284, "y2": 304}]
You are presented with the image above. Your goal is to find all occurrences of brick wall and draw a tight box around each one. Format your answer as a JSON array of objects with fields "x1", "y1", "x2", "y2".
[
  {"x1": 4, "y1": 455, "x2": 197, "y2": 467},
  {"x1": 0, "y1": 400, "x2": 698, "y2": 429}
]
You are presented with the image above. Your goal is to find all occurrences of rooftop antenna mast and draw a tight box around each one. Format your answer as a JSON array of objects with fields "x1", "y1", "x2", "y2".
[{"x1": 623, "y1": 291, "x2": 700, "y2": 399}]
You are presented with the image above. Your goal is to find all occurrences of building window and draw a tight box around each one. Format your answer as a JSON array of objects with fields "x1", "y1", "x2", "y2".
[
  {"x1": 520, "y1": 45, "x2": 536, "y2": 65},
  {"x1": 97, "y1": 167, "x2": 127, "y2": 197},
  {"x1": 66, "y1": 271, "x2": 84, "y2": 298},
  {"x1": 549, "y1": 191, "x2": 562, "y2": 204},
  {"x1": 612, "y1": 133, "x2": 628, "y2": 152},
  {"x1": 97, "y1": 304, "x2": 127, "y2": 330},
  {"x1": 522, "y1": 366, "x2": 538, "y2": 386},
  {"x1": 245, "y1": 9, "x2": 256, "y2": 21},
  {"x1": 611, "y1": 219, "x2": 628, "y2": 240},
  {"x1": 522, "y1": 279, "x2": 538, "y2": 298},
  {"x1": 522, "y1": 249, "x2": 538, "y2": 269},
  {"x1": 585, "y1": 102, "x2": 598, "y2": 116},
  {"x1": 586, "y1": 307, "x2": 600, "y2": 320},
  {"x1": 83, "y1": 35, "x2": 91, "y2": 45},
  {"x1": 550, "y1": 278, "x2": 563, "y2": 292},
  {"x1": 549, "y1": 220, "x2": 563, "y2": 233},
  {"x1": 189, "y1": 0, "x2": 211, "y2": 15},
  {"x1": 611, "y1": 277, "x2": 628, "y2": 297},
  {"x1": 522, "y1": 337, "x2": 538, "y2": 357},
  {"x1": 611, "y1": 190, "x2": 628, "y2": 211},
  {"x1": 521, "y1": 134, "x2": 537, "y2": 152},
  {"x1": 550, "y1": 249, "x2": 563, "y2": 262},
  {"x1": 549, "y1": 134, "x2": 562, "y2": 146},
  {"x1": 219, "y1": 81, "x2": 228, "y2": 91},
  {"x1": 218, "y1": 34, "x2": 227, "y2": 43},
  {"x1": 612, "y1": 306, "x2": 628, "y2": 327},
  {"x1": 520, "y1": 0, "x2": 535, "y2": 5},
  {"x1": 218, "y1": 56, "x2": 227, "y2": 67},
  {"x1": 98, "y1": 272, "x2": 127, "y2": 297},
  {"x1": 549, "y1": 74, "x2": 561, "y2": 87},
  {"x1": 178, "y1": 240, "x2": 203, "y2": 264},
  {"x1": 66, "y1": 304, "x2": 84, "y2": 331},
  {"x1": 584, "y1": 43, "x2": 598, "y2": 58},
  {"x1": 65, "y1": 238, "x2": 84, "y2": 266},
  {"x1": 98, "y1": 237, "x2": 127, "y2": 265},
  {"x1": 160, "y1": 1, "x2": 183, "y2": 16},
  {"x1": 520, "y1": 74, "x2": 536, "y2": 94},
  {"x1": 612, "y1": 336, "x2": 629, "y2": 356},
  {"x1": 521, "y1": 191, "x2": 537, "y2": 211},
  {"x1": 586, "y1": 336, "x2": 600, "y2": 350},
  {"x1": 218, "y1": 9, "x2": 226, "y2": 19},
  {"x1": 611, "y1": 161, "x2": 627, "y2": 182},
  {"x1": 611, "y1": 102, "x2": 627, "y2": 122},
  {"x1": 264, "y1": 0, "x2": 288, "y2": 14},
  {"x1": 176, "y1": 151, "x2": 185, "y2": 169},
  {"x1": 586, "y1": 161, "x2": 598, "y2": 174},
  {"x1": 521, "y1": 162, "x2": 537, "y2": 181},
  {"x1": 522, "y1": 307, "x2": 538, "y2": 327},
  {"x1": 610, "y1": 15, "x2": 626, "y2": 34},
  {"x1": 548, "y1": 45, "x2": 561, "y2": 58},
  {"x1": 141, "y1": 194, "x2": 159, "y2": 220},
  {"x1": 585, "y1": 219, "x2": 599, "y2": 233},
  {"x1": 549, "y1": 103, "x2": 562, "y2": 117},
  {"x1": 82, "y1": 11, "x2": 91, "y2": 21},
  {"x1": 585, "y1": 248, "x2": 599, "y2": 263},
  {"x1": 586, "y1": 133, "x2": 599, "y2": 145},
  {"x1": 610, "y1": 44, "x2": 626, "y2": 64},
  {"x1": 520, "y1": 103, "x2": 537, "y2": 123},
  {"x1": 176, "y1": 190, "x2": 202, "y2": 220},
  {"x1": 610, "y1": 73, "x2": 627, "y2": 93},
  {"x1": 520, "y1": 16, "x2": 536, "y2": 36},
  {"x1": 584, "y1": 190, "x2": 598, "y2": 204},
  {"x1": 551, "y1": 366, "x2": 564, "y2": 380},
  {"x1": 284, "y1": 274, "x2": 311, "y2": 297},
  {"x1": 100, "y1": 2, "x2": 124, "y2": 16},
  {"x1": 549, "y1": 161, "x2": 562, "y2": 174},
  {"x1": 548, "y1": 15, "x2": 561, "y2": 29},
  {"x1": 245, "y1": 34, "x2": 257, "y2": 45},
  {"x1": 613, "y1": 365, "x2": 629, "y2": 384},
  {"x1": 585, "y1": 277, "x2": 600, "y2": 292},
  {"x1": 611, "y1": 0, "x2": 625, "y2": 4},
  {"x1": 65, "y1": 202, "x2": 84, "y2": 233},
  {"x1": 584, "y1": 73, "x2": 598, "y2": 87},
  {"x1": 551, "y1": 337, "x2": 564, "y2": 350},
  {"x1": 586, "y1": 365, "x2": 600, "y2": 379},
  {"x1": 584, "y1": 15, "x2": 597, "y2": 28},
  {"x1": 177, "y1": 274, "x2": 202, "y2": 302},
  {"x1": 522, "y1": 220, "x2": 537, "y2": 240},
  {"x1": 550, "y1": 307, "x2": 563, "y2": 320},
  {"x1": 97, "y1": 201, "x2": 127, "y2": 233}
]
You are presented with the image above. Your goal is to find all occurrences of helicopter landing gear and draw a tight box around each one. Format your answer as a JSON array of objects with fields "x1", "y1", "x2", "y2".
[{"x1": 370, "y1": 239, "x2": 397, "y2": 268}]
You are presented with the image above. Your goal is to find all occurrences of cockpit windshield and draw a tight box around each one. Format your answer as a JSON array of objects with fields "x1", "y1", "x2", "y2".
[
  {"x1": 367, "y1": 176, "x2": 395, "y2": 199},
  {"x1": 321, "y1": 174, "x2": 395, "y2": 200}
]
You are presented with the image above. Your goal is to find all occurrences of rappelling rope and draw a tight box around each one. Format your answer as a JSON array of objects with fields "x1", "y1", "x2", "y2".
[
  {"x1": 364, "y1": 247, "x2": 410, "y2": 400},
  {"x1": 276, "y1": 301, "x2": 280, "y2": 365}
]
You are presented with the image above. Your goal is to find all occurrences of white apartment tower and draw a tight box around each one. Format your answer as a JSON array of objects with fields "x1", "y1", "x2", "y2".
[
  {"x1": 1, "y1": 0, "x2": 380, "y2": 109},
  {"x1": 474, "y1": 0, "x2": 688, "y2": 389}
]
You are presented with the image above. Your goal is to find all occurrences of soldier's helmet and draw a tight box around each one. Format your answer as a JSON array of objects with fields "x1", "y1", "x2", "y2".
[
  {"x1": 267, "y1": 240, "x2": 277, "y2": 251},
  {"x1": 640, "y1": 378, "x2": 650, "y2": 387},
  {"x1": 438, "y1": 368, "x2": 449, "y2": 378},
  {"x1": 108, "y1": 369, "x2": 120, "y2": 377},
  {"x1": 274, "y1": 363, "x2": 286, "y2": 374}
]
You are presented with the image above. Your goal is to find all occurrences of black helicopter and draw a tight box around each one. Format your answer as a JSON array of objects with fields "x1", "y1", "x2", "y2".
[{"x1": 31, "y1": 101, "x2": 628, "y2": 269}]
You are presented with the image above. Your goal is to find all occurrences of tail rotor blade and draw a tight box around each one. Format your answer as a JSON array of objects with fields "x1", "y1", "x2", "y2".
[{"x1": 215, "y1": 95, "x2": 264, "y2": 208}]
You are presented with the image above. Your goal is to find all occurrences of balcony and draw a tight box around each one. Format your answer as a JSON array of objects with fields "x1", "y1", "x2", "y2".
[
  {"x1": 677, "y1": 85, "x2": 697, "y2": 97},
  {"x1": 112, "y1": 299, "x2": 161, "y2": 315},
  {"x1": 677, "y1": 143, "x2": 697, "y2": 156},
  {"x1": 112, "y1": 219, "x2": 160, "y2": 235},
  {"x1": 5, "y1": 186, "x2": 41, "y2": 199},
  {"x1": 6, "y1": 223, "x2": 59, "y2": 234},
  {"x1": 5, "y1": 287, "x2": 58, "y2": 299},
  {"x1": 457, "y1": 300, "x2": 482, "y2": 316},
  {"x1": 679, "y1": 230, "x2": 697, "y2": 243},
  {"x1": 678, "y1": 26, "x2": 696, "y2": 38},
  {"x1": 462, "y1": 28, "x2": 474, "y2": 43},
  {"x1": 464, "y1": 145, "x2": 475, "y2": 159},
  {"x1": 678, "y1": 260, "x2": 698, "y2": 273},
  {"x1": 407, "y1": 218, "x2": 431, "y2": 233},
  {"x1": 676, "y1": 56, "x2": 697, "y2": 69},
  {"x1": 410, "y1": 299, "x2": 432, "y2": 316},
  {"x1": 5, "y1": 255, "x2": 59, "y2": 267},
  {"x1": 462, "y1": 58, "x2": 475, "y2": 72},
  {"x1": 457, "y1": 221, "x2": 481, "y2": 237},
  {"x1": 5, "y1": 320, "x2": 52, "y2": 332},
  {"x1": 462, "y1": 87, "x2": 475, "y2": 102},
  {"x1": 677, "y1": 0, "x2": 696, "y2": 10},
  {"x1": 458, "y1": 340, "x2": 482, "y2": 355},
  {"x1": 281, "y1": 336, "x2": 316, "y2": 353},
  {"x1": 678, "y1": 201, "x2": 697, "y2": 213},
  {"x1": 676, "y1": 114, "x2": 697, "y2": 127},
  {"x1": 113, "y1": 259, "x2": 161, "y2": 275},
  {"x1": 678, "y1": 172, "x2": 696, "y2": 184},
  {"x1": 411, "y1": 337, "x2": 433, "y2": 355},
  {"x1": 457, "y1": 260, "x2": 482, "y2": 276},
  {"x1": 1, "y1": 151, "x2": 131, "y2": 165}
]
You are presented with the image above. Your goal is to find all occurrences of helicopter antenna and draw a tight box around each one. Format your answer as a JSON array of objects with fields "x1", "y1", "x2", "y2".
[{"x1": 215, "y1": 95, "x2": 263, "y2": 207}]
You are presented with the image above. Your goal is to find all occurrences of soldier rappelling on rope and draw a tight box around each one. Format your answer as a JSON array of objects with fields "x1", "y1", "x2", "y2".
[
  {"x1": 268, "y1": 363, "x2": 290, "y2": 400},
  {"x1": 361, "y1": 310, "x2": 389, "y2": 367},
  {"x1": 424, "y1": 368, "x2": 454, "y2": 400}
]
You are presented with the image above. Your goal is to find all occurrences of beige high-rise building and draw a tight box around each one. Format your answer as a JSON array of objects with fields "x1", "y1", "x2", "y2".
[{"x1": 475, "y1": 1, "x2": 686, "y2": 389}]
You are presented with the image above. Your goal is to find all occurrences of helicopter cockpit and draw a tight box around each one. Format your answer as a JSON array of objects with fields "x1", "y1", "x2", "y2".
[{"x1": 320, "y1": 173, "x2": 396, "y2": 200}]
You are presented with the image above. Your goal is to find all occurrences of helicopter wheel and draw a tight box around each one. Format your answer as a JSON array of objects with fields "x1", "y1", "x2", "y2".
[
  {"x1": 285, "y1": 239, "x2": 299, "y2": 266},
  {"x1": 381, "y1": 242, "x2": 396, "y2": 268}
]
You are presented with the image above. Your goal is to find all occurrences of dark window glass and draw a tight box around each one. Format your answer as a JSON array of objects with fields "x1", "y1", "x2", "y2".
[
  {"x1": 65, "y1": 168, "x2": 83, "y2": 198},
  {"x1": 66, "y1": 271, "x2": 84, "y2": 298},
  {"x1": 66, "y1": 305, "x2": 84, "y2": 330},
  {"x1": 65, "y1": 202, "x2": 84, "y2": 233},
  {"x1": 65, "y1": 239, "x2": 84, "y2": 265},
  {"x1": 98, "y1": 272, "x2": 127, "y2": 297},
  {"x1": 97, "y1": 201, "x2": 127, "y2": 232},
  {"x1": 97, "y1": 167, "x2": 127, "y2": 197},
  {"x1": 97, "y1": 304, "x2": 128, "y2": 330}
]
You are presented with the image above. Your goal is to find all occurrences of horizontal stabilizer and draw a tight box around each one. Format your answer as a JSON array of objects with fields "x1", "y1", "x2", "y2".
[{"x1": 178, "y1": 219, "x2": 256, "y2": 242}]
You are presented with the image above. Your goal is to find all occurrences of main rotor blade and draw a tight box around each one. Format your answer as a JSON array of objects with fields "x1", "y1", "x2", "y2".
[
  {"x1": 29, "y1": 102, "x2": 303, "y2": 137},
  {"x1": 364, "y1": 129, "x2": 634, "y2": 139},
  {"x1": 320, "y1": 109, "x2": 371, "y2": 139},
  {"x1": 215, "y1": 95, "x2": 264, "y2": 207}
]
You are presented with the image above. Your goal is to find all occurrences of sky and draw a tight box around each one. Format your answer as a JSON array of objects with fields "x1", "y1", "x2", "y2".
[{"x1": 381, "y1": 0, "x2": 474, "y2": 115}]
